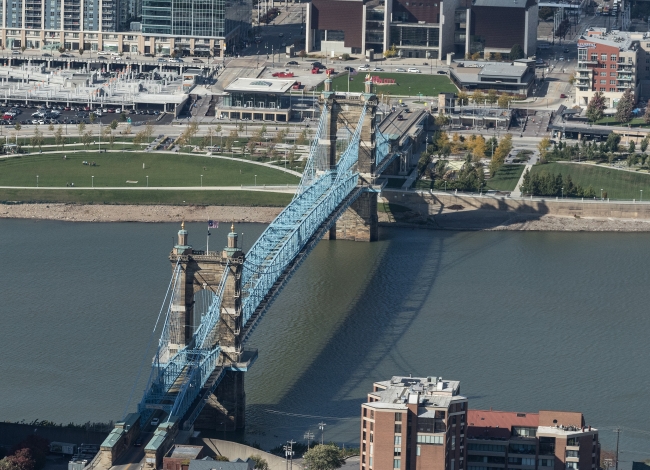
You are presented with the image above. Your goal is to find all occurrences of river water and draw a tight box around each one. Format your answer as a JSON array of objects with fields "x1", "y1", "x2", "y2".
[{"x1": 1, "y1": 220, "x2": 649, "y2": 464}]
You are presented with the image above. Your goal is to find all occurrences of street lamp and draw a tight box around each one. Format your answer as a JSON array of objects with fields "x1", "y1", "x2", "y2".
[
  {"x1": 36, "y1": 175, "x2": 38, "y2": 187},
  {"x1": 254, "y1": 174, "x2": 257, "y2": 186},
  {"x1": 92, "y1": 175, "x2": 94, "y2": 188},
  {"x1": 641, "y1": 189, "x2": 643, "y2": 202},
  {"x1": 201, "y1": 174, "x2": 203, "y2": 187},
  {"x1": 146, "y1": 175, "x2": 149, "y2": 187},
  {"x1": 601, "y1": 188, "x2": 603, "y2": 199},
  {"x1": 232, "y1": 140, "x2": 239, "y2": 158},
  {"x1": 561, "y1": 187, "x2": 563, "y2": 198}
]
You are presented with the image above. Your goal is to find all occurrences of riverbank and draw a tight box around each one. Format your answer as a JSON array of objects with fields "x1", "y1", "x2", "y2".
[
  {"x1": 379, "y1": 209, "x2": 650, "y2": 231},
  {"x1": 0, "y1": 203, "x2": 283, "y2": 223}
]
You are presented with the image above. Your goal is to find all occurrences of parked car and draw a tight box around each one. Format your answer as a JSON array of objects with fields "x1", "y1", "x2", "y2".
[
  {"x1": 395, "y1": 68, "x2": 406, "y2": 72},
  {"x1": 372, "y1": 67, "x2": 383, "y2": 71},
  {"x1": 407, "y1": 68, "x2": 420, "y2": 73},
  {"x1": 192, "y1": 58, "x2": 204, "y2": 63},
  {"x1": 285, "y1": 61, "x2": 298, "y2": 66},
  {"x1": 343, "y1": 66, "x2": 355, "y2": 72},
  {"x1": 560, "y1": 93, "x2": 567, "y2": 98},
  {"x1": 437, "y1": 70, "x2": 447, "y2": 74},
  {"x1": 151, "y1": 418, "x2": 160, "y2": 427},
  {"x1": 133, "y1": 439, "x2": 142, "y2": 447},
  {"x1": 42, "y1": 53, "x2": 52, "y2": 57},
  {"x1": 358, "y1": 65, "x2": 370, "y2": 71},
  {"x1": 144, "y1": 53, "x2": 153, "y2": 57}
]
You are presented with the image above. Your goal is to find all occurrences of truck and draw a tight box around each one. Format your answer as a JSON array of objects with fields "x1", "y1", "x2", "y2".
[{"x1": 49, "y1": 442, "x2": 77, "y2": 455}]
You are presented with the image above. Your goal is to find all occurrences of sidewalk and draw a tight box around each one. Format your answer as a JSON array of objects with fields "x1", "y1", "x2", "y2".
[{"x1": 510, "y1": 151, "x2": 538, "y2": 197}]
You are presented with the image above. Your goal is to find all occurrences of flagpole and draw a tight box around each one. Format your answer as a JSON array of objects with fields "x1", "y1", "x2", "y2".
[{"x1": 207, "y1": 226, "x2": 210, "y2": 254}]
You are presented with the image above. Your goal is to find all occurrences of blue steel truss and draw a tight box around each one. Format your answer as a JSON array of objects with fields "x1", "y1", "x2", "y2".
[
  {"x1": 138, "y1": 97, "x2": 385, "y2": 426},
  {"x1": 375, "y1": 129, "x2": 391, "y2": 169},
  {"x1": 240, "y1": 102, "x2": 368, "y2": 326}
]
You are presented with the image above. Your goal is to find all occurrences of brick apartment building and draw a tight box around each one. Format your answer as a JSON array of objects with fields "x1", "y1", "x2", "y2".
[
  {"x1": 576, "y1": 28, "x2": 641, "y2": 108},
  {"x1": 360, "y1": 377, "x2": 599, "y2": 470},
  {"x1": 360, "y1": 376, "x2": 467, "y2": 470}
]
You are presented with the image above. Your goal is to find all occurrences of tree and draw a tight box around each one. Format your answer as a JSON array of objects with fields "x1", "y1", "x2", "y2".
[
  {"x1": 78, "y1": 121, "x2": 86, "y2": 134},
  {"x1": 249, "y1": 455, "x2": 269, "y2": 470},
  {"x1": 471, "y1": 90, "x2": 485, "y2": 106},
  {"x1": 568, "y1": 72, "x2": 576, "y2": 85},
  {"x1": 302, "y1": 445, "x2": 344, "y2": 470},
  {"x1": 78, "y1": 48, "x2": 84, "y2": 56},
  {"x1": 471, "y1": 135, "x2": 486, "y2": 159},
  {"x1": 225, "y1": 129, "x2": 239, "y2": 149},
  {"x1": 471, "y1": 52, "x2": 481, "y2": 60},
  {"x1": 215, "y1": 124, "x2": 223, "y2": 146},
  {"x1": 539, "y1": 6, "x2": 554, "y2": 20},
  {"x1": 486, "y1": 89, "x2": 498, "y2": 105},
  {"x1": 82, "y1": 130, "x2": 93, "y2": 149},
  {"x1": 497, "y1": 94, "x2": 511, "y2": 109},
  {"x1": 494, "y1": 52, "x2": 503, "y2": 61},
  {"x1": 144, "y1": 122, "x2": 154, "y2": 142},
  {"x1": 110, "y1": 119, "x2": 118, "y2": 130},
  {"x1": 213, "y1": 456, "x2": 229, "y2": 462},
  {"x1": 641, "y1": 137, "x2": 648, "y2": 153},
  {"x1": 48, "y1": 123, "x2": 54, "y2": 132},
  {"x1": 14, "y1": 123, "x2": 21, "y2": 131},
  {"x1": 457, "y1": 91, "x2": 469, "y2": 106},
  {"x1": 54, "y1": 125, "x2": 65, "y2": 148},
  {"x1": 586, "y1": 91, "x2": 606, "y2": 123},
  {"x1": 298, "y1": 50, "x2": 307, "y2": 59},
  {"x1": 490, "y1": 133, "x2": 513, "y2": 175},
  {"x1": 89, "y1": 112, "x2": 96, "y2": 124},
  {"x1": 30, "y1": 126, "x2": 44, "y2": 151},
  {"x1": 538, "y1": 137, "x2": 551, "y2": 163},
  {"x1": 120, "y1": 112, "x2": 127, "y2": 122},
  {"x1": 297, "y1": 129, "x2": 308, "y2": 145},
  {"x1": 124, "y1": 124, "x2": 132, "y2": 135},
  {"x1": 615, "y1": 88, "x2": 634, "y2": 124},
  {"x1": 341, "y1": 53, "x2": 350, "y2": 61},
  {"x1": 629, "y1": 140, "x2": 636, "y2": 154},
  {"x1": 383, "y1": 45, "x2": 397, "y2": 59},
  {"x1": 510, "y1": 44, "x2": 524, "y2": 60},
  {"x1": 5, "y1": 449, "x2": 34, "y2": 470}
]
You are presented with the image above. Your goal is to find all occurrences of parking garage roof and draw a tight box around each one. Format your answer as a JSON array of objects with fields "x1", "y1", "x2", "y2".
[{"x1": 225, "y1": 78, "x2": 296, "y2": 93}]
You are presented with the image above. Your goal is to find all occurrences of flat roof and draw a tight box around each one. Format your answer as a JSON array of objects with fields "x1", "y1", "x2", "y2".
[
  {"x1": 468, "y1": 409, "x2": 540, "y2": 428},
  {"x1": 366, "y1": 376, "x2": 466, "y2": 409},
  {"x1": 473, "y1": 0, "x2": 533, "y2": 8},
  {"x1": 579, "y1": 30, "x2": 637, "y2": 51},
  {"x1": 167, "y1": 445, "x2": 203, "y2": 459},
  {"x1": 225, "y1": 78, "x2": 296, "y2": 93}
]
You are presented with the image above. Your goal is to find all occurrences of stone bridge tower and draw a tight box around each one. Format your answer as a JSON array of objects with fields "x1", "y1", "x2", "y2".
[
  {"x1": 320, "y1": 76, "x2": 379, "y2": 242},
  {"x1": 169, "y1": 223, "x2": 254, "y2": 431}
]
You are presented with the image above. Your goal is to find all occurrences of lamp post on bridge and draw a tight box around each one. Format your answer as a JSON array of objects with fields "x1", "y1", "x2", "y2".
[{"x1": 319, "y1": 421, "x2": 326, "y2": 445}]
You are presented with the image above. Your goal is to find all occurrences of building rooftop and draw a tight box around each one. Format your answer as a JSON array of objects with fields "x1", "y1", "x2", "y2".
[
  {"x1": 225, "y1": 78, "x2": 296, "y2": 93},
  {"x1": 579, "y1": 30, "x2": 638, "y2": 51},
  {"x1": 472, "y1": 0, "x2": 535, "y2": 8},
  {"x1": 367, "y1": 376, "x2": 466, "y2": 409},
  {"x1": 188, "y1": 458, "x2": 254, "y2": 470},
  {"x1": 166, "y1": 445, "x2": 203, "y2": 459},
  {"x1": 468, "y1": 409, "x2": 540, "y2": 428}
]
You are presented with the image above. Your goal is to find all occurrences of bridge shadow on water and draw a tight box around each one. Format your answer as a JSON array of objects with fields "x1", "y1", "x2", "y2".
[{"x1": 240, "y1": 208, "x2": 518, "y2": 446}]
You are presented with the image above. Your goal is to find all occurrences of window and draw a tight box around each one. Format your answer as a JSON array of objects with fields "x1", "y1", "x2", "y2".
[
  {"x1": 566, "y1": 463, "x2": 578, "y2": 470},
  {"x1": 509, "y1": 443, "x2": 537, "y2": 454},
  {"x1": 370, "y1": 433, "x2": 373, "y2": 443},
  {"x1": 395, "y1": 424, "x2": 402, "y2": 433},
  {"x1": 452, "y1": 436, "x2": 456, "y2": 450},
  {"x1": 610, "y1": 80, "x2": 616, "y2": 84},
  {"x1": 509, "y1": 457, "x2": 536, "y2": 466},
  {"x1": 600, "y1": 88, "x2": 606, "y2": 91},
  {"x1": 370, "y1": 410, "x2": 374, "y2": 419},
  {"x1": 567, "y1": 438, "x2": 580, "y2": 446},
  {"x1": 468, "y1": 444, "x2": 506, "y2": 452},
  {"x1": 611, "y1": 64, "x2": 617, "y2": 69},
  {"x1": 369, "y1": 457, "x2": 373, "y2": 467},
  {"x1": 395, "y1": 412, "x2": 402, "y2": 422},
  {"x1": 566, "y1": 450, "x2": 579, "y2": 458},
  {"x1": 394, "y1": 447, "x2": 401, "y2": 457},
  {"x1": 611, "y1": 54, "x2": 617, "y2": 61},
  {"x1": 611, "y1": 72, "x2": 616, "y2": 76},
  {"x1": 395, "y1": 436, "x2": 401, "y2": 445},
  {"x1": 370, "y1": 444, "x2": 373, "y2": 454},
  {"x1": 452, "y1": 460, "x2": 455, "y2": 470},
  {"x1": 417, "y1": 434, "x2": 444, "y2": 444},
  {"x1": 601, "y1": 54, "x2": 607, "y2": 61},
  {"x1": 512, "y1": 427, "x2": 537, "y2": 438},
  {"x1": 600, "y1": 72, "x2": 606, "y2": 76},
  {"x1": 539, "y1": 459, "x2": 554, "y2": 467},
  {"x1": 629, "y1": 57, "x2": 633, "y2": 64},
  {"x1": 417, "y1": 445, "x2": 421, "y2": 456},
  {"x1": 591, "y1": 53, "x2": 597, "y2": 60},
  {"x1": 394, "y1": 459, "x2": 401, "y2": 469},
  {"x1": 600, "y1": 80, "x2": 606, "y2": 84}
]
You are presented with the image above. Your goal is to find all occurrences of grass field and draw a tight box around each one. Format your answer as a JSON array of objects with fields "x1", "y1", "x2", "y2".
[
  {"x1": 596, "y1": 117, "x2": 648, "y2": 127},
  {"x1": 530, "y1": 162, "x2": 650, "y2": 200},
  {"x1": 317, "y1": 72, "x2": 457, "y2": 96},
  {"x1": 0, "y1": 152, "x2": 300, "y2": 188},
  {"x1": 485, "y1": 165, "x2": 525, "y2": 191},
  {"x1": 0, "y1": 189, "x2": 292, "y2": 206}
]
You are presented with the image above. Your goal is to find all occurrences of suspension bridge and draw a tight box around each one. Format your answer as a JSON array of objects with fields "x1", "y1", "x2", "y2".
[{"x1": 96, "y1": 79, "x2": 398, "y2": 469}]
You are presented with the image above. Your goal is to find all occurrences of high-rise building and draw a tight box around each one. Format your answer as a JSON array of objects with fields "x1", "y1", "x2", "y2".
[
  {"x1": 360, "y1": 376, "x2": 468, "y2": 470},
  {"x1": 305, "y1": 0, "x2": 537, "y2": 60}
]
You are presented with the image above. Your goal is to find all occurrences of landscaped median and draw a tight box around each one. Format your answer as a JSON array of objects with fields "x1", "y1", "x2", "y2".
[{"x1": 0, "y1": 152, "x2": 299, "y2": 205}]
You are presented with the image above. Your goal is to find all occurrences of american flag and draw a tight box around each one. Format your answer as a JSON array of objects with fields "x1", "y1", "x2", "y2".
[{"x1": 208, "y1": 220, "x2": 219, "y2": 228}]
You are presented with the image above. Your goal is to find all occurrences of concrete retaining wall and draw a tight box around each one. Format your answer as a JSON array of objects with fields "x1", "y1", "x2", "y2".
[
  {"x1": 382, "y1": 189, "x2": 650, "y2": 220},
  {"x1": 0, "y1": 423, "x2": 109, "y2": 451}
]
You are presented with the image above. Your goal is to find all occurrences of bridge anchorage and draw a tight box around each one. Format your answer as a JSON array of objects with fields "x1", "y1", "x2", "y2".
[{"x1": 97, "y1": 77, "x2": 396, "y2": 469}]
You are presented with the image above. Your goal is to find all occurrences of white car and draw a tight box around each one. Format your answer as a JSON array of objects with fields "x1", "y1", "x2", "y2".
[
  {"x1": 395, "y1": 67, "x2": 407, "y2": 72},
  {"x1": 558, "y1": 57, "x2": 565, "y2": 61},
  {"x1": 372, "y1": 67, "x2": 383, "y2": 71},
  {"x1": 358, "y1": 65, "x2": 370, "y2": 71},
  {"x1": 407, "y1": 68, "x2": 421, "y2": 73}
]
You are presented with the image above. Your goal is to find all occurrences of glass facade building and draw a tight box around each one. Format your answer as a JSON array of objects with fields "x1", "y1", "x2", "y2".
[{"x1": 142, "y1": 0, "x2": 250, "y2": 39}]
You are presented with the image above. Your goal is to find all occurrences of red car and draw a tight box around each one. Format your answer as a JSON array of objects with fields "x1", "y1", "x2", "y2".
[
  {"x1": 292, "y1": 82, "x2": 301, "y2": 90},
  {"x1": 311, "y1": 68, "x2": 320, "y2": 74},
  {"x1": 560, "y1": 94, "x2": 567, "y2": 98},
  {"x1": 272, "y1": 72, "x2": 294, "y2": 78}
]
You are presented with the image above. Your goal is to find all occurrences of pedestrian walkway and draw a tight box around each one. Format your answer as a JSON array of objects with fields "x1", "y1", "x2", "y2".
[{"x1": 510, "y1": 150, "x2": 538, "y2": 197}]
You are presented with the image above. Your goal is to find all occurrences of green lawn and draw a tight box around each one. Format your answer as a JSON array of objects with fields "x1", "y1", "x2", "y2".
[
  {"x1": 0, "y1": 189, "x2": 292, "y2": 206},
  {"x1": 595, "y1": 117, "x2": 648, "y2": 127},
  {"x1": 485, "y1": 164, "x2": 525, "y2": 191},
  {"x1": 530, "y1": 162, "x2": 650, "y2": 200},
  {"x1": 317, "y1": 72, "x2": 457, "y2": 97},
  {"x1": 0, "y1": 152, "x2": 300, "y2": 188}
]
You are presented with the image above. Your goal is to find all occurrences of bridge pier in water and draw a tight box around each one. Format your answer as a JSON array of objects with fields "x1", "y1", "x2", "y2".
[
  {"x1": 169, "y1": 224, "x2": 252, "y2": 432},
  {"x1": 322, "y1": 76, "x2": 379, "y2": 242}
]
